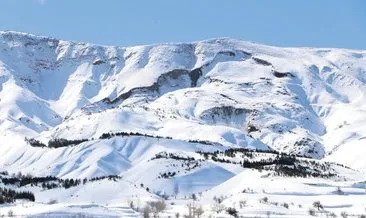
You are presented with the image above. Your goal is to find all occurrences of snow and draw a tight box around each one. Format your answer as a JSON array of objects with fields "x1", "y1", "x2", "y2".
[{"x1": 0, "y1": 31, "x2": 365, "y2": 217}]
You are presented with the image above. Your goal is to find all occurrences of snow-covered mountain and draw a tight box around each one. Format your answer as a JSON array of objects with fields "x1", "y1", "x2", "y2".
[{"x1": 0, "y1": 31, "x2": 365, "y2": 217}]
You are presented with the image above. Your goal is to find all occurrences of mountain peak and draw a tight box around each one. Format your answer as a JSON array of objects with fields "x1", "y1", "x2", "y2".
[{"x1": 0, "y1": 30, "x2": 57, "y2": 41}]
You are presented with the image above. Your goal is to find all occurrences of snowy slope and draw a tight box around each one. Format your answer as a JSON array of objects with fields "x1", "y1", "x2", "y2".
[{"x1": 0, "y1": 31, "x2": 365, "y2": 217}]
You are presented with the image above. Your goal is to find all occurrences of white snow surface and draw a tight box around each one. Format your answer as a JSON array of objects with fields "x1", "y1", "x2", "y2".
[{"x1": 0, "y1": 31, "x2": 365, "y2": 217}]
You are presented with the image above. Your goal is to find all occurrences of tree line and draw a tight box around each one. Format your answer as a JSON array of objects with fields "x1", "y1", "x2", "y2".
[
  {"x1": 26, "y1": 131, "x2": 218, "y2": 149},
  {"x1": 1, "y1": 174, "x2": 122, "y2": 190},
  {"x1": 0, "y1": 188, "x2": 35, "y2": 204},
  {"x1": 197, "y1": 149, "x2": 337, "y2": 178}
]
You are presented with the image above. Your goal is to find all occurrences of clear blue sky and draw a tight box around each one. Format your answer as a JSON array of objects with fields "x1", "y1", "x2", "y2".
[{"x1": 0, "y1": 0, "x2": 365, "y2": 49}]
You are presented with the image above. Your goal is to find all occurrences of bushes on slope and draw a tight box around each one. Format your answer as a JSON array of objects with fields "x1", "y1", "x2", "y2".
[{"x1": 25, "y1": 137, "x2": 87, "y2": 148}]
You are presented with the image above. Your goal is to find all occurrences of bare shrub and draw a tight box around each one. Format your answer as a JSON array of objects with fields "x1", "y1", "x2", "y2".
[
  {"x1": 195, "y1": 206, "x2": 204, "y2": 218},
  {"x1": 226, "y1": 207, "x2": 238, "y2": 217},
  {"x1": 185, "y1": 203, "x2": 204, "y2": 218},
  {"x1": 48, "y1": 199, "x2": 58, "y2": 204},
  {"x1": 282, "y1": 202, "x2": 289, "y2": 209},
  {"x1": 128, "y1": 200, "x2": 135, "y2": 210},
  {"x1": 143, "y1": 205, "x2": 151, "y2": 218},
  {"x1": 211, "y1": 201, "x2": 225, "y2": 214},
  {"x1": 341, "y1": 211, "x2": 348, "y2": 218},
  {"x1": 148, "y1": 200, "x2": 167, "y2": 217},
  {"x1": 336, "y1": 186, "x2": 344, "y2": 195},
  {"x1": 266, "y1": 211, "x2": 271, "y2": 218},
  {"x1": 7, "y1": 210, "x2": 14, "y2": 217},
  {"x1": 308, "y1": 208, "x2": 316, "y2": 216},
  {"x1": 313, "y1": 201, "x2": 323, "y2": 211},
  {"x1": 329, "y1": 212, "x2": 337, "y2": 218},
  {"x1": 239, "y1": 200, "x2": 247, "y2": 209},
  {"x1": 260, "y1": 197, "x2": 269, "y2": 203}
]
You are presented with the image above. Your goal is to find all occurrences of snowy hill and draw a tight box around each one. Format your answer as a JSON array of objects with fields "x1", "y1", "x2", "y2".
[{"x1": 0, "y1": 31, "x2": 365, "y2": 217}]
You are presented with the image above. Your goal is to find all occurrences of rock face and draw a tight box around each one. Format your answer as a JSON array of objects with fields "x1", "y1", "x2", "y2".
[{"x1": 0, "y1": 31, "x2": 366, "y2": 179}]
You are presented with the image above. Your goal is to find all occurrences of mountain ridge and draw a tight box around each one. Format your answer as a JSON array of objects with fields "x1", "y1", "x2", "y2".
[
  {"x1": 3, "y1": 30, "x2": 366, "y2": 51},
  {"x1": 0, "y1": 30, "x2": 365, "y2": 175}
]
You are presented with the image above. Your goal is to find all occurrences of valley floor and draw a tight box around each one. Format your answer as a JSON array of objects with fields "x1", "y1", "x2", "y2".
[{"x1": 0, "y1": 170, "x2": 365, "y2": 218}]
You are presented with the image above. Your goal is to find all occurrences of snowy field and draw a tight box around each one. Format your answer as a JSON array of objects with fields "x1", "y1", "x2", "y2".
[{"x1": 0, "y1": 170, "x2": 365, "y2": 217}]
